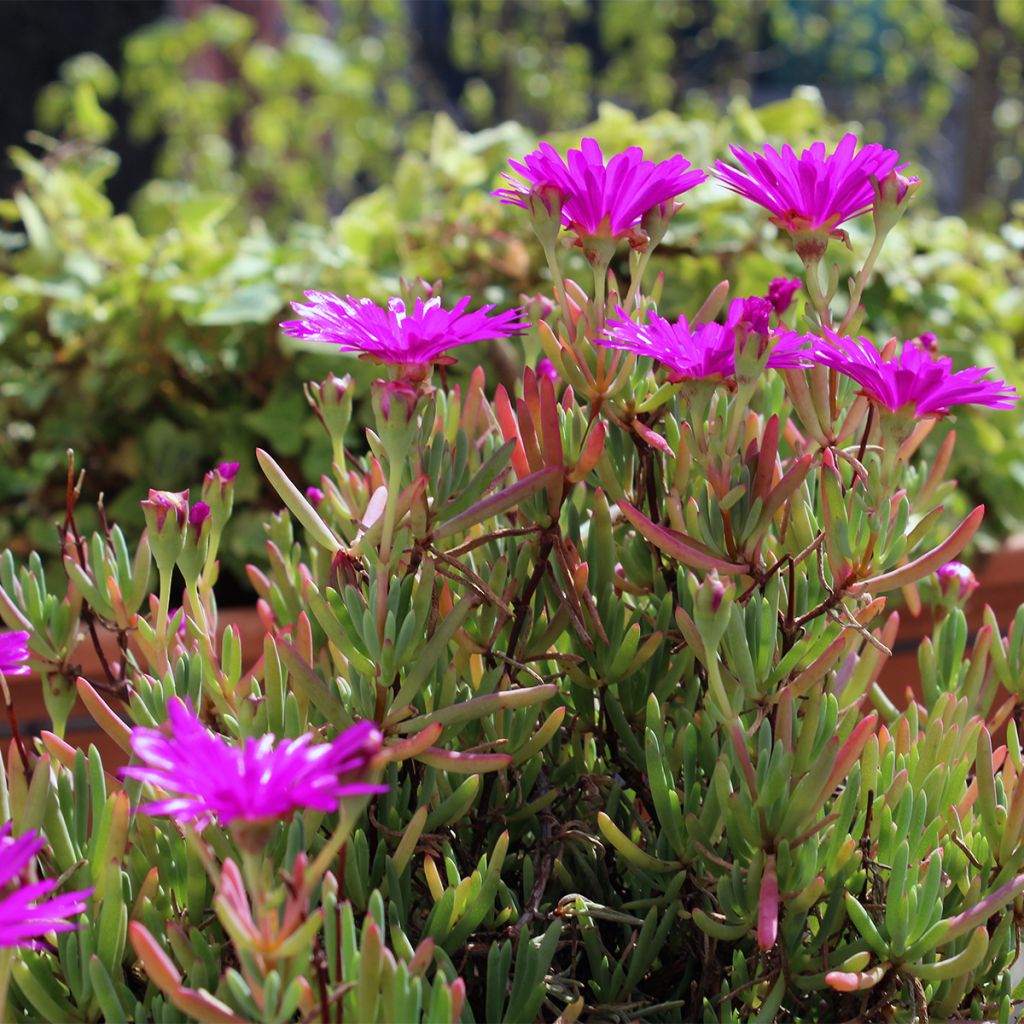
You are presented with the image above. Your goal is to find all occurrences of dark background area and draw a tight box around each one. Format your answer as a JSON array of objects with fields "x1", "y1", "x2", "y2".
[{"x1": 0, "y1": 0, "x2": 163, "y2": 206}]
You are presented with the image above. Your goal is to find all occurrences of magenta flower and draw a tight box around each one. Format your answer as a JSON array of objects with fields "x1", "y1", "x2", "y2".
[
  {"x1": 282, "y1": 294, "x2": 528, "y2": 376},
  {"x1": 0, "y1": 825, "x2": 91, "y2": 949},
  {"x1": 306, "y1": 486, "x2": 325, "y2": 507},
  {"x1": 598, "y1": 306, "x2": 809, "y2": 384},
  {"x1": 807, "y1": 333, "x2": 1019, "y2": 416},
  {"x1": 714, "y1": 134, "x2": 903, "y2": 237},
  {"x1": 766, "y1": 277, "x2": 802, "y2": 316},
  {"x1": 122, "y1": 700, "x2": 386, "y2": 830},
  {"x1": 0, "y1": 631, "x2": 30, "y2": 677},
  {"x1": 494, "y1": 138, "x2": 707, "y2": 243}
]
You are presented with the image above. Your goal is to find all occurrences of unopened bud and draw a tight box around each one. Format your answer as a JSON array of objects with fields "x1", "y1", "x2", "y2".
[
  {"x1": 873, "y1": 169, "x2": 919, "y2": 234},
  {"x1": 178, "y1": 502, "x2": 211, "y2": 587},
  {"x1": 305, "y1": 373, "x2": 354, "y2": 449},
  {"x1": 201, "y1": 463, "x2": 239, "y2": 533},
  {"x1": 527, "y1": 184, "x2": 565, "y2": 249},
  {"x1": 766, "y1": 277, "x2": 801, "y2": 316},
  {"x1": 141, "y1": 490, "x2": 188, "y2": 575},
  {"x1": 640, "y1": 198, "x2": 679, "y2": 252},
  {"x1": 935, "y1": 561, "x2": 979, "y2": 606},
  {"x1": 693, "y1": 570, "x2": 735, "y2": 652},
  {"x1": 371, "y1": 378, "x2": 420, "y2": 427}
]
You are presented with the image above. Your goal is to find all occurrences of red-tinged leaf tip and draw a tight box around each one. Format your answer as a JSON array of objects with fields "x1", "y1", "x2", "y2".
[
  {"x1": 618, "y1": 500, "x2": 748, "y2": 575},
  {"x1": 852, "y1": 505, "x2": 985, "y2": 595},
  {"x1": 129, "y1": 922, "x2": 182, "y2": 989},
  {"x1": 633, "y1": 420, "x2": 673, "y2": 454},
  {"x1": 757, "y1": 859, "x2": 779, "y2": 950}
]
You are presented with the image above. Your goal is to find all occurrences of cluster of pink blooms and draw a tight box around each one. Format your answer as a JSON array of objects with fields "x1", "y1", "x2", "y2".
[
  {"x1": 280, "y1": 135, "x2": 1016, "y2": 418},
  {"x1": 122, "y1": 698, "x2": 385, "y2": 831}
]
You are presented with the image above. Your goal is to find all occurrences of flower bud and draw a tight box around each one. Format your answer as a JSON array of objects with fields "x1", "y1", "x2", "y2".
[
  {"x1": 371, "y1": 378, "x2": 421, "y2": 427},
  {"x1": 640, "y1": 198, "x2": 679, "y2": 252},
  {"x1": 935, "y1": 561, "x2": 979, "y2": 606},
  {"x1": 398, "y1": 276, "x2": 441, "y2": 305},
  {"x1": 766, "y1": 277, "x2": 801, "y2": 316},
  {"x1": 521, "y1": 292, "x2": 556, "y2": 323},
  {"x1": 306, "y1": 486, "x2": 325, "y2": 507},
  {"x1": 330, "y1": 548, "x2": 365, "y2": 592},
  {"x1": 526, "y1": 184, "x2": 565, "y2": 250},
  {"x1": 141, "y1": 490, "x2": 188, "y2": 575},
  {"x1": 305, "y1": 373, "x2": 354, "y2": 450},
  {"x1": 178, "y1": 502, "x2": 211, "y2": 588},
  {"x1": 201, "y1": 462, "x2": 239, "y2": 534},
  {"x1": 872, "y1": 170, "x2": 919, "y2": 234},
  {"x1": 912, "y1": 331, "x2": 938, "y2": 357},
  {"x1": 693, "y1": 570, "x2": 735, "y2": 652},
  {"x1": 729, "y1": 297, "x2": 774, "y2": 381}
]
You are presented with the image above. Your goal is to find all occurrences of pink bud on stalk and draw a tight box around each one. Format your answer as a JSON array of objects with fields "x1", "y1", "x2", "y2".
[
  {"x1": 141, "y1": 489, "x2": 189, "y2": 574},
  {"x1": 935, "y1": 561, "x2": 979, "y2": 605},
  {"x1": 141, "y1": 489, "x2": 188, "y2": 533}
]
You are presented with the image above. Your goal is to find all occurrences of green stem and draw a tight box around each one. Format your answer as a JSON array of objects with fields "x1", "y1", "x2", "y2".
[
  {"x1": 0, "y1": 948, "x2": 11, "y2": 1022},
  {"x1": 705, "y1": 657, "x2": 734, "y2": 722},
  {"x1": 156, "y1": 566, "x2": 172, "y2": 652},
  {"x1": 376, "y1": 455, "x2": 405, "y2": 641},
  {"x1": 541, "y1": 240, "x2": 570, "y2": 328},
  {"x1": 838, "y1": 230, "x2": 886, "y2": 335},
  {"x1": 379, "y1": 457, "x2": 404, "y2": 569},
  {"x1": 240, "y1": 849, "x2": 267, "y2": 914},
  {"x1": 804, "y1": 259, "x2": 833, "y2": 332},
  {"x1": 724, "y1": 381, "x2": 756, "y2": 456},
  {"x1": 623, "y1": 250, "x2": 652, "y2": 311},
  {"x1": 591, "y1": 257, "x2": 611, "y2": 333},
  {"x1": 306, "y1": 800, "x2": 366, "y2": 896},
  {"x1": 186, "y1": 582, "x2": 209, "y2": 635},
  {"x1": 199, "y1": 523, "x2": 223, "y2": 592}
]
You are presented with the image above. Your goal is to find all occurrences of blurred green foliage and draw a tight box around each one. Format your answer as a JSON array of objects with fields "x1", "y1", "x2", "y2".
[
  {"x1": 1, "y1": 0, "x2": 1022, "y2": 581},
  {"x1": 30, "y1": 0, "x2": 1024, "y2": 222}
]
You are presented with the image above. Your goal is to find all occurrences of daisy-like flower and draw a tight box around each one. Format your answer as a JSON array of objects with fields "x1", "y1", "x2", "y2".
[
  {"x1": 0, "y1": 825, "x2": 91, "y2": 949},
  {"x1": 807, "y1": 333, "x2": 1018, "y2": 417},
  {"x1": 494, "y1": 138, "x2": 707, "y2": 246},
  {"x1": 0, "y1": 631, "x2": 30, "y2": 677},
  {"x1": 281, "y1": 294, "x2": 528, "y2": 378},
  {"x1": 123, "y1": 700, "x2": 386, "y2": 835},
  {"x1": 598, "y1": 306, "x2": 809, "y2": 385},
  {"x1": 714, "y1": 134, "x2": 903, "y2": 241}
]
